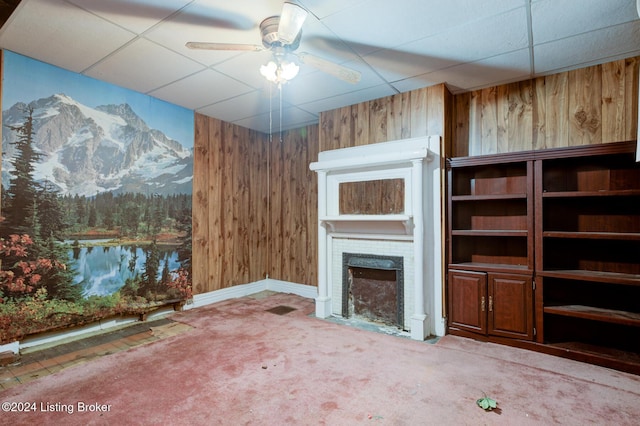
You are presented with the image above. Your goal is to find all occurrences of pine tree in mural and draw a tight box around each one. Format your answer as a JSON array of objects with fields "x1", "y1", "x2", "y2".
[
  {"x1": 2, "y1": 106, "x2": 41, "y2": 238},
  {"x1": 38, "y1": 234, "x2": 82, "y2": 302},
  {"x1": 142, "y1": 241, "x2": 160, "y2": 295},
  {"x1": 1, "y1": 106, "x2": 43, "y2": 296},
  {"x1": 37, "y1": 182, "x2": 68, "y2": 244},
  {"x1": 1, "y1": 107, "x2": 78, "y2": 302}
]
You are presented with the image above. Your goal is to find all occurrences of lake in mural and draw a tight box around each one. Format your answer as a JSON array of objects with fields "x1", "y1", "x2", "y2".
[{"x1": 69, "y1": 240, "x2": 181, "y2": 297}]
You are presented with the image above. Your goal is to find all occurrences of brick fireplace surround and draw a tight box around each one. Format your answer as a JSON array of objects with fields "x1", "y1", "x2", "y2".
[{"x1": 310, "y1": 136, "x2": 444, "y2": 340}]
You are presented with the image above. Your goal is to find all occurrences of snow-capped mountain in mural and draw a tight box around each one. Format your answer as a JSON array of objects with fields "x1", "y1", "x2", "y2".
[{"x1": 1, "y1": 93, "x2": 193, "y2": 196}]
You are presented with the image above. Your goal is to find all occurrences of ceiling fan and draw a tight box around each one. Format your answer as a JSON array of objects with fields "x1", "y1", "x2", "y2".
[{"x1": 185, "y1": 1, "x2": 361, "y2": 85}]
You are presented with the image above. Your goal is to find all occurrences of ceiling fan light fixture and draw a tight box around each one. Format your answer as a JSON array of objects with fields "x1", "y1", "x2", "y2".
[
  {"x1": 260, "y1": 61, "x2": 279, "y2": 81},
  {"x1": 280, "y1": 60, "x2": 300, "y2": 80},
  {"x1": 260, "y1": 57, "x2": 299, "y2": 86},
  {"x1": 278, "y1": 1, "x2": 308, "y2": 44}
]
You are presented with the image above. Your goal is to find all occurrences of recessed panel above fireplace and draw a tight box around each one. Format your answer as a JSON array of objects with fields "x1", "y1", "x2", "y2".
[{"x1": 339, "y1": 178, "x2": 405, "y2": 215}]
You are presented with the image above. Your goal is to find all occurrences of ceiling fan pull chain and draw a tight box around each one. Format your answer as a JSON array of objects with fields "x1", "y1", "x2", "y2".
[
  {"x1": 269, "y1": 83, "x2": 273, "y2": 144},
  {"x1": 279, "y1": 84, "x2": 283, "y2": 143}
]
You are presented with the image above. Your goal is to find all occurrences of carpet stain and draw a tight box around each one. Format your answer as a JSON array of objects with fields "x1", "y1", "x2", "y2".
[{"x1": 321, "y1": 401, "x2": 339, "y2": 410}]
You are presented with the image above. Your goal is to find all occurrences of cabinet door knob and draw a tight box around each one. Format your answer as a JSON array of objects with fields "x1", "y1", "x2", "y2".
[
  {"x1": 489, "y1": 296, "x2": 493, "y2": 312},
  {"x1": 481, "y1": 296, "x2": 485, "y2": 312}
]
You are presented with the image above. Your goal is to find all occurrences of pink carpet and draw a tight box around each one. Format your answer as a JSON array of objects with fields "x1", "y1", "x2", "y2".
[{"x1": 1, "y1": 292, "x2": 639, "y2": 425}]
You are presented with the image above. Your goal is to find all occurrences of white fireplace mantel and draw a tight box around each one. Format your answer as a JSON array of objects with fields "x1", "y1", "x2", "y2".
[
  {"x1": 319, "y1": 214, "x2": 414, "y2": 235},
  {"x1": 309, "y1": 136, "x2": 444, "y2": 340}
]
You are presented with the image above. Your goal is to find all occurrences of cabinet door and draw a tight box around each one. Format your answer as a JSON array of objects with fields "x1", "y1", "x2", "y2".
[
  {"x1": 448, "y1": 270, "x2": 487, "y2": 335},
  {"x1": 488, "y1": 273, "x2": 533, "y2": 340}
]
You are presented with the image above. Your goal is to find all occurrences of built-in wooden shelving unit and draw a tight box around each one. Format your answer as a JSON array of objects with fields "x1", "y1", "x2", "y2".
[{"x1": 447, "y1": 141, "x2": 640, "y2": 375}]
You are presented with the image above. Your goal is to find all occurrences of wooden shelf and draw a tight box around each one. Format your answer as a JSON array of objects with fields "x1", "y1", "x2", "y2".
[
  {"x1": 539, "y1": 270, "x2": 640, "y2": 286},
  {"x1": 544, "y1": 305, "x2": 640, "y2": 327},
  {"x1": 543, "y1": 189, "x2": 640, "y2": 198},
  {"x1": 448, "y1": 262, "x2": 530, "y2": 273},
  {"x1": 544, "y1": 342, "x2": 640, "y2": 370},
  {"x1": 452, "y1": 230, "x2": 528, "y2": 237},
  {"x1": 543, "y1": 231, "x2": 640, "y2": 241},
  {"x1": 452, "y1": 194, "x2": 527, "y2": 201}
]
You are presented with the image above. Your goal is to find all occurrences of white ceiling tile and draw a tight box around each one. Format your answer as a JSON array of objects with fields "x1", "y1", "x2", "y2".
[
  {"x1": 149, "y1": 68, "x2": 254, "y2": 109},
  {"x1": 234, "y1": 105, "x2": 318, "y2": 134},
  {"x1": 423, "y1": 48, "x2": 532, "y2": 92},
  {"x1": 281, "y1": 106, "x2": 319, "y2": 124},
  {"x1": 532, "y1": 0, "x2": 638, "y2": 45},
  {"x1": 323, "y1": 0, "x2": 524, "y2": 55},
  {"x1": 67, "y1": 0, "x2": 193, "y2": 34},
  {"x1": 0, "y1": 0, "x2": 136, "y2": 73},
  {"x1": 534, "y1": 21, "x2": 640, "y2": 74},
  {"x1": 298, "y1": 0, "x2": 369, "y2": 20},
  {"x1": 362, "y1": 7, "x2": 528, "y2": 83},
  {"x1": 84, "y1": 38, "x2": 204, "y2": 93},
  {"x1": 196, "y1": 90, "x2": 277, "y2": 122},
  {"x1": 299, "y1": 84, "x2": 398, "y2": 114},
  {"x1": 430, "y1": 7, "x2": 529, "y2": 61},
  {"x1": 361, "y1": 49, "x2": 457, "y2": 83},
  {"x1": 391, "y1": 76, "x2": 444, "y2": 94}
]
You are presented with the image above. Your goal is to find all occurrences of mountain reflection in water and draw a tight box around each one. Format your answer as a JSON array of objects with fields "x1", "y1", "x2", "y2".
[{"x1": 68, "y1": 240, "x2": 180, "y2": 297}]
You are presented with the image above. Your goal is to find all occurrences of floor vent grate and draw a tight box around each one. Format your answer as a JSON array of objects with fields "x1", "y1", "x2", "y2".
[{"x1": 265, "y1": 305, "x2": 297, "y2": 315}]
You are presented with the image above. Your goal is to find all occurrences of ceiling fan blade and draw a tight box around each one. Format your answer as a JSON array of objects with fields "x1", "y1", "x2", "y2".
[
  {"x1": 186, "y1": 42, "x2": 264, "y2": 51},
  {"x1": 297, "y1": 52, "x2": 361, "y2": 84},
  {"x1": 277, "y1": 1, "x2": 308, "y2": 44}
]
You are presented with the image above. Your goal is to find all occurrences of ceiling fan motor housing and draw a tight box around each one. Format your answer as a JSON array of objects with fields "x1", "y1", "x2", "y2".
[{"x1": 260, "y1": 16, "x2": 301, "y2": 50}]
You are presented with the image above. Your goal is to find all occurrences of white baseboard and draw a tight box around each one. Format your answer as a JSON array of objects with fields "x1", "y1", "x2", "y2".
[
  {"x1": 188, "y1": 280, "x2": 266, "y2": 309},
  {"x1": 0, "y1": 341, "x2": 20, "y2": 355},
  {"x1": 264, "y1": 278, "x2": 318, "y2": 299},
  {"x1": 188, "y1": 278, "x2": 317, "y2": 309}
]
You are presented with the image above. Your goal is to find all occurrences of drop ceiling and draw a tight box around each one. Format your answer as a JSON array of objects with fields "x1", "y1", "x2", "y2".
[{"x1": 0, "y1": 0, "x2": 639, "y2": 134}]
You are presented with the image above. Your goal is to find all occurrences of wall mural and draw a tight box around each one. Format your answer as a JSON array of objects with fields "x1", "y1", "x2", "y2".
[{"x1": 0, "y1": 51, "x2": 194, "y2": 344}]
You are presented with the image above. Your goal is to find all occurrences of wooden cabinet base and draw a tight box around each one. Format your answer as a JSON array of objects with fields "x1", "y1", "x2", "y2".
[{"x1": 446, "y1": 328, "x2": 640, "y2": 376}]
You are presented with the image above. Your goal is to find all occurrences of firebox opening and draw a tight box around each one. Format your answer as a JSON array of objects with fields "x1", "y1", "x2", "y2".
[{"x1": 342, "y1": 253, "x2": 404, "y2": 330}]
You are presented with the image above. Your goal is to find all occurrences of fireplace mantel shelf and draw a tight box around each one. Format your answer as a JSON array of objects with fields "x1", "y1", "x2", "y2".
[{"x1": 320, "y1": 215, "x2": 414, "y2": 235}]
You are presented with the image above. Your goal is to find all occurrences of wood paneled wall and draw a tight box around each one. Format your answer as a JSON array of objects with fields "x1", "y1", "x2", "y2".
[
  {"x1": 192, "y1": 115, "x2": 318, "y2": 294},
  {"x1": 319, "y1": 83, "x2": 452, "y2": 152},
  {"x1": 453, "y1": 57, "x2": 639, "y2": 157},
  {"x1": 192, "y1": 115, "x2": 268, "y2": 294},
  {"x1": 268, "y1": 127, "x2": 319, "y2": 286}
]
